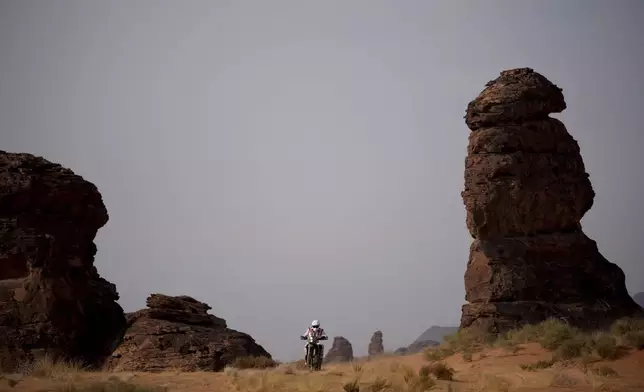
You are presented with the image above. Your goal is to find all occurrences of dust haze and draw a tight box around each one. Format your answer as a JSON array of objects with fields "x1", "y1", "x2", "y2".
[{"x1": 1, "y1": 0, "x2": 643, "y2": 360}]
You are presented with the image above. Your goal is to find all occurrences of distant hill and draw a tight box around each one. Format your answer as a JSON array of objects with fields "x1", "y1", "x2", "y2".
[
  {"x1": 634, "y1": 292, "x2": 644, "y2": 308},
  {"x1": 393, "y1": 325, "x2": 459, "y2": 356},
  {"x1": 413, "y1": 325, "x2": 459, "y2": 345}
]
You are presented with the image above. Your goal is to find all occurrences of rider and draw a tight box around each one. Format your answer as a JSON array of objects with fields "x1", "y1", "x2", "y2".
[{"x1": 300, "y1": 319, "x2": 328, "y2": 362}]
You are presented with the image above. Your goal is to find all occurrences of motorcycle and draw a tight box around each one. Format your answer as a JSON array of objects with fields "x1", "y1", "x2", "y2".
[{"x1": 300, "y1": 334, "x2": 328, "y2": 371}]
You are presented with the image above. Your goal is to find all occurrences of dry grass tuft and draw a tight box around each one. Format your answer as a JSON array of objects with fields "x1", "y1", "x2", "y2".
[
  {"x1": 520, "y1": 359, "x2": 555, "y2": 371},
  {"x1": 229, "y1": 356, "x2": 278, "y2": 370},
  {"x1": 21, "y1": 355, "x2": 86, "y2": 382},
  {"x1": 55, "y1": 377, "x2": 167, "y2": 392},
  {"x1": 424, "y1": 362, "x2": 454, "y2": 381},
  {"x1": 549, "y1": 372, "x2": 578, "y2": 388},
  {"x1": 592, "y1": 365, "x2": 619, "y2": 377}
]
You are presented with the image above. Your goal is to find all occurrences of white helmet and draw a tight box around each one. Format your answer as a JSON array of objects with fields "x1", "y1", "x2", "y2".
[{"x1": 311, "y1": 320, "x2": 320, "y2": 328}]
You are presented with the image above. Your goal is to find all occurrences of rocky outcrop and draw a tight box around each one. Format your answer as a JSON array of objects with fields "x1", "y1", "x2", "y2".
[
  {"x1": 460, "y1": 68, "x2": 643, "y2": 334},
  {"x1": 324, "y1": 336, "x2": 353, "y2": 363},
  {"x1": 368, "y1": 330, "x2": 384, "y2": 357},
  {"x1": 0, "y1": 151, "x2": 126, "y2": 372},
  {"x1": 106, "y1": 294, "x2": 271, "y2": 372}
]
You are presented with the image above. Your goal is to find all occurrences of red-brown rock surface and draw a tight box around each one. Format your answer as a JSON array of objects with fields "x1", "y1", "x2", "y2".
[
  {"x1": 368, "y1": 330, "x2": 384, "y2": 357},
  {"x1": 460, "y1": 68, "x2": 643, "y2": 334},
  {"x1": 324, "y1": 336, "x2": 353, "y2": 363},
  {"x1": 106, "y1": 294, "x2": 272, "y2": 372},
  {"x1": 0, "y1": 151, "x2": 126, "y2": 371}
]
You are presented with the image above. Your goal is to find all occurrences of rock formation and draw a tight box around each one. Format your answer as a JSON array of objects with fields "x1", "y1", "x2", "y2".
[
  {"x1": 368, "y1": 330, "x2": 384, "y2": 357},
  {"x1": 106, "y1": 294, "x2": 271, "y2": 372},
  {"x1": 324, "y1": 336, "x2": 353, "y2": 363},
  {"x1": 460, "y1": 68, "x2": 644, "y2": 334},
  {"x1": 0, "y1": 151, "x2": 126, "y2": 371}
]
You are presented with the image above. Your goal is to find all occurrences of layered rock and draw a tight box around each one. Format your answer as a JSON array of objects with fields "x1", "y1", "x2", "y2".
[
  {"x1": 324, "y1": 336, "x2": 353, "y2": 363},
  {"x1": 106, "y1": 294, "x2": 271, "y2": 372},
  {"x1": 0, "y1": 151, "x2": 126, "y2": 371},
  {"x1": 460, "y1": 68, "x2": 643, "y2": 334},
  {"x1": 368, "y1": 330, "x2": 384, "y2": 357}
]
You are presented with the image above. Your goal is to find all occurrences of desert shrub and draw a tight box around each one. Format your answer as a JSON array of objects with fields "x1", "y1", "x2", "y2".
[
  {"x1": 400, "y1": 365, "x2": 435, "y2": 392},
  {"x1": 22, "y1": 355, "x2": 86, "y2": 381},
  {"x1": 426, "y1": 362, "x2": 454, "y2": 381},
  {"x1": 368, "y1": 377, "x2": 390, "y2": 392},
  {"x1": 343, "y1": 379, "x2": 360, "y2": 392},
  {"x1": 610, "y1": 317, "x2": 644, "y2": 349},
  {"x1": 230, "y1": 355, "x2": 277, "y2": 369},
  {"x1": 591, "y1": 333, "x2": 620, "y2": 360},
  {"x1": 549, "y1": 373, "x2": 578, "y2": 388},
  {"x1": 554, "y1": 337, "x2": 590, "y2": 360},
  {"x1": 610, "y1": 317, "x2": 644, "y2": 336},
  {"x1": 538, "y1": 319, "x2": 582, "y2": 350},
  {"x1": 292, "y1": 359, "x2": 307, "y2": 370},
  {"x1": 501, "y1": 322, "x2": 543, "y2": 345},
  {"x1": 55, "y1": 378, "x2": 167, "y2": 392},
  {"x1": 520, "y1": 359, "x2": 555, "y2": 371},
  {"x1": 623, "y1": 331, "x2": 644, "y2": 349},
  {"x1": 281, "y1": 366, "x2": 295, "y2": 375},
  {"x1": 444, "y1": 329, "x2": 492, "y2": 352},
  {"x1": 593, "y1": 365, "x2": 618, "y2": 377},
  {"x1": 351, "y1": 362, "x2": 364, "y2": 377},
  {"x1": 423, "y1": 346, "x2": 455, "y2": 362}
]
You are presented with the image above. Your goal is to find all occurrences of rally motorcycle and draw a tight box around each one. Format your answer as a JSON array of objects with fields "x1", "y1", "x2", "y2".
[{"x1": 300, "y1": 334, "x2": 328, "y2": 371}]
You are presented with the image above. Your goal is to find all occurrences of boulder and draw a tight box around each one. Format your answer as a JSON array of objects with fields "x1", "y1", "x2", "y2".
[
  {"x1": 0, "y1": 151, "x2": 126, "y2": 371},
  {"x1": 106, "y1": 294, "x2": 271, "y2": 372},
  {"x1": 460, "y1": 69, "x2": 643, "y2": 334},
  {"x1": 324, "y1": 336, "x2": 353, "y2": 363},
  {"x1": 368, "y1": 330, "x2": 384, "y2": 357}
]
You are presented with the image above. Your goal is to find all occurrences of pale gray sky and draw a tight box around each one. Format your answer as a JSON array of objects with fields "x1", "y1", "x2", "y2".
[{"x1": 1, "y1": 1, "x2": 643, "y2": 360}]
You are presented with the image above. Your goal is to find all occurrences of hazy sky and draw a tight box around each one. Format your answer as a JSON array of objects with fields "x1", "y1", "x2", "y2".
[{"x1": 1, "y1": 1, "x2": 643, "y2": 360}]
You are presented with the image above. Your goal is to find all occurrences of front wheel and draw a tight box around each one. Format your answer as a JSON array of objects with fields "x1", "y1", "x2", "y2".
[{"x1": 308, "y1": 345, "x2": 317, "y2": 371}]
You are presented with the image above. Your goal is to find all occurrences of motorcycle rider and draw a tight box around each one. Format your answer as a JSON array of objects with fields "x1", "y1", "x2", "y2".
[{"x1": 300, "y1": 319, "x2": 328, "y2": 363}]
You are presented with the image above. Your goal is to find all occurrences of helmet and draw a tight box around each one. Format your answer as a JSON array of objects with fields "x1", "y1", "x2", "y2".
[{"x1": 311, "y1": 320, "x2": 320, "y2": 328}]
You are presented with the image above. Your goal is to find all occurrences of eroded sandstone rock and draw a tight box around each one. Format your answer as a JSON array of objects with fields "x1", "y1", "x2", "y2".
[
  {"x1": 368, "y1": 330, "x2": 384, "y2": 357},
  {"x1": 0, "y1": 151, "x2": 126, "y2": 371},
  {"x1": 324, "y1": 336, "x2": 353, "y2": 363},
  {"x1": 460, "y1": 68, "x2": 643, "y2": 334},
  {"x1": 106, "y1": 294, "x2": 271, "y2": 372}
]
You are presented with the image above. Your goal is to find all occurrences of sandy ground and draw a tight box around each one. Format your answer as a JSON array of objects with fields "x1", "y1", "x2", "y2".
[{"x1": 3, "y1": 344, "x2": 644, "y2": 392}]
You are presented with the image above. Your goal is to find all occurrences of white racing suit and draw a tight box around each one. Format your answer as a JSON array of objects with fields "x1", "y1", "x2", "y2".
[{"x1": 301, "y1": 327, "x2": 328, "y2": 361}]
